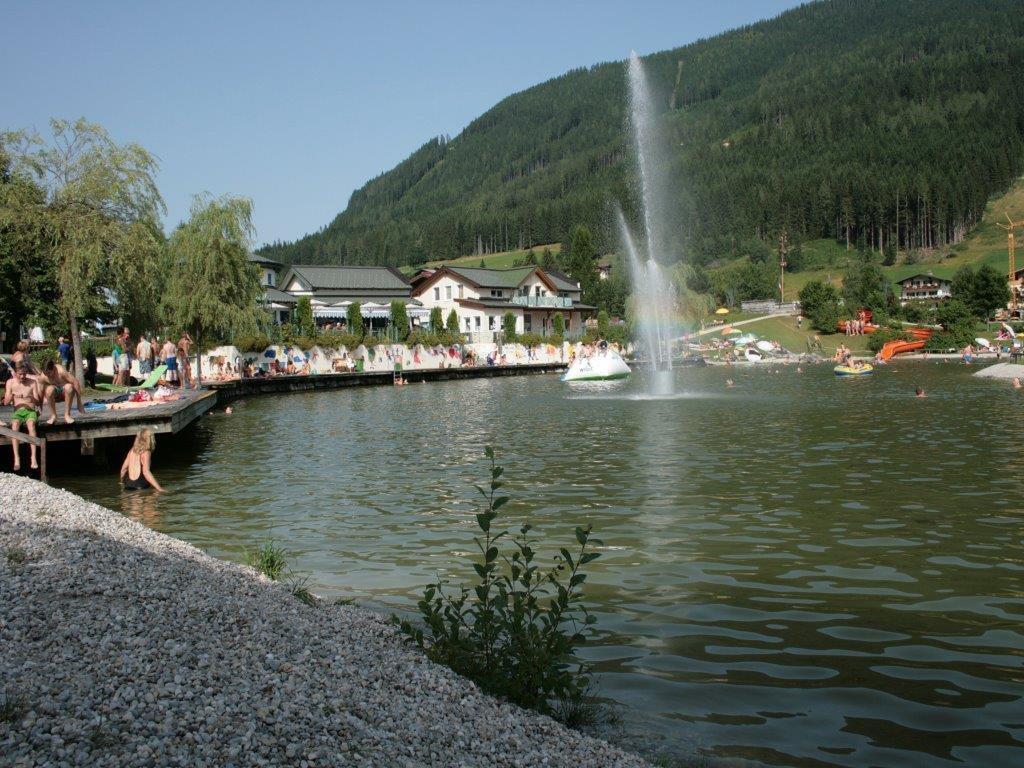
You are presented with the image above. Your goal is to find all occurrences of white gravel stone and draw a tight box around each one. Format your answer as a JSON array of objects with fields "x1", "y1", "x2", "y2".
[{"x1": 0, "y1": 474, "x2": 650, "y2": 767}]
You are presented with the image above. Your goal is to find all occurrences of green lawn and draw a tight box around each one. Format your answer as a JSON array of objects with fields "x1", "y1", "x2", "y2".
[{"x1": 731, "y1": 315, "x2": 874, "y2": 356}]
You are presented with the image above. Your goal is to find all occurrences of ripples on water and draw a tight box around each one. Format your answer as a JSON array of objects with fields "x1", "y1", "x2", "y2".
[{"x1": 59, "y1": 363, "x2": 1024, "y2": 767}]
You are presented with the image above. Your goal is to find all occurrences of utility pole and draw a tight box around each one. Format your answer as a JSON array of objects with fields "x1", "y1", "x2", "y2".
[{"x1": 778, "y1": 232, "x2": 789, "y2": 304}]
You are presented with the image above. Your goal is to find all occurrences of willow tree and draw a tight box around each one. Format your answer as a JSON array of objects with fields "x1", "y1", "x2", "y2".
[
  {"x1": 163, "y1": 194, "x2": 262, "y2": 385},
  {"x1": 0, "y1": 119, "x2": 166, "y2": 384}
]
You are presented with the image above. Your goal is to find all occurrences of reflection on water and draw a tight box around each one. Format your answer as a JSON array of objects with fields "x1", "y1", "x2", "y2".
[{"x1": 57, "y1": 363, "x2": 1024, "y2": 767}]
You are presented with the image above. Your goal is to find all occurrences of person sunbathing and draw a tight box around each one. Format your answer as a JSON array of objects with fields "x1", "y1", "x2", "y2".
[{"x1": 3, "y1": 363, "x2": 43, "y2": 470}]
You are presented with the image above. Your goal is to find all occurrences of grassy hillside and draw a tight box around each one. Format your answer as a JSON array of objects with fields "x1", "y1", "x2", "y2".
[
  {"x1": 415, "y1": 244, "x2": 561, "y2": 272},
  {"x1": 260, "y1": 0, "x2": 1024, "y2": 270}
]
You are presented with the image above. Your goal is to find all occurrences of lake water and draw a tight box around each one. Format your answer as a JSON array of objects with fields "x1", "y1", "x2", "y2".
[{"x1": 57, "y1": 362, "x2": 1024, "y2": 767}]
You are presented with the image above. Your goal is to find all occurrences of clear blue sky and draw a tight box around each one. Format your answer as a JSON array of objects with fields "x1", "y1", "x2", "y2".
[{"x1": 3, "y1": 0, "x2": 799, "y2": 247}]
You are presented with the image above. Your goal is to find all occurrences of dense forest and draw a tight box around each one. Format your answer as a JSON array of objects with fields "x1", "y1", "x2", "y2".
[{"x1": 260, "y1": 0, "x2": 1024, "y2": 269}]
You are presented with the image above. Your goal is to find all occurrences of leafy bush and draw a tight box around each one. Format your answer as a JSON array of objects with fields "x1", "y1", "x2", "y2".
[
  {"x1": 799, "y1": 280, "x2": 841, "y2": 333},
  {"x1": 234, "y1": 334, "x2": 272, "y2": 353},
  {"x1": 399, "y1": 448, "x2": 602, "y2": 719},
  {"x1": 926, "y1": 299, "x2": 975, "y2": 349},
  {"x1": 406, "y1": 329, "x2": 464, "y2": 348},
  {"x1": 517, "y1": 332, "x2": 547, "y2": 346},
  {"x1": 901, "y1": 301, "x2": 933, "y2": 324}
]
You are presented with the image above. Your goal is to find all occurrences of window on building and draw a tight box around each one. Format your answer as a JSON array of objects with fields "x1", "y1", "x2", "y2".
[
  {"x1": 445, "y1": 285, "x2": 452, "y2": 300},
  {"x1": 434, "y1": 287, "x2": 440, "y2": 301},
  {"x1": 535, "y1": 286, "x2": 543, "y2": 297},
  {"x1": 488, "y1": 316, "x2": 496, "y2": 330},
  {"x1": 474, "y1": 316, "x2": 481, "y2": 329},
  {"x1": 490, "y1": 289, "x2": 504, "y2": 298},
  {"x1": 524, "y1": 314, "x2": 532, "y2": 331},
  {"x1": 458, "y1": 285, "x2": 464, "y2": 299}
]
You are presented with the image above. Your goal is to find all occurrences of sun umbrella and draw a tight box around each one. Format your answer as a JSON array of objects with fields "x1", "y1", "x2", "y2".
[
  {"x1": 715, "y1": 307, "x2": 729, "y2": 315},
  {"x1": 720, "y1": 326, "x2": 734, "y2": 335}
]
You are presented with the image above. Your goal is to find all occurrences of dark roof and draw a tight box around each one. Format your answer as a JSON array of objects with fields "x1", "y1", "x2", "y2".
[
  {"x1": 249, "y1": 253, "x2": 283, "y2": 268},
  {"x1": 447, "y1": 266, "x2": 535, "y2": 289},
  {"x1": 544, "y1": 269, "x2": 580, "y2": 292},
  {"x1": 897, "y1": 272, "x2": 950, "y2": 285},
  {"x1": 282, "y1": 265, "x2": 410, "y2": 291},
  {"x1": 263, "y1": 287, "x2": 296, "y2": 303}
]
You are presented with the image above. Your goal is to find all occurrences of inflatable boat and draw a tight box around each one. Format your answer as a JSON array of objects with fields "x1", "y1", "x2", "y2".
[
  {"x1": 834, "y1": 363, "x2": 874, "y2": 377},
  {"x1": 561, "y1": 350, "x2": 631, "y2": 382}
]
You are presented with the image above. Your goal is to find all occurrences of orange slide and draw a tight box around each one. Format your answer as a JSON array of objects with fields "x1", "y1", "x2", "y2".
[
  {"x1": 879, "y1": 328, "x2": 934, "y2": 360},
  {"x1": 879, "y1": 340, "x2": 924, "y2": 360}
]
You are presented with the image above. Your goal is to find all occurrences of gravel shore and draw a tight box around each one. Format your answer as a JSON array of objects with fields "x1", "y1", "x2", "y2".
[{"x1": 0, "y1": 474, "x2": 649, "y2": 768}]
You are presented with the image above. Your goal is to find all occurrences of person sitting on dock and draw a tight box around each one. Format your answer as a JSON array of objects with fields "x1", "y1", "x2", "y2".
[
  {"x1": 41, "y1": 360, "x2": 82, "y2": 422},
  {"x1": 119, "y1": 428, "x2": 165, "y2": 492},
  {"x1": 3, "y1": 363, "x2": 42, "y2": 471}
]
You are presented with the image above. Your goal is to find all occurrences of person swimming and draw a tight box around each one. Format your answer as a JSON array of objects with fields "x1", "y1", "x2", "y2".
[{"x1": 119, "y1": 429, "x2": 165, "y2": 492}]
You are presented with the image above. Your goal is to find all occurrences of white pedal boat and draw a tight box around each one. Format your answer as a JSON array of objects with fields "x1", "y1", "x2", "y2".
[{"x1": 561, "y1": 350, "x2": 631, "y2": 382}]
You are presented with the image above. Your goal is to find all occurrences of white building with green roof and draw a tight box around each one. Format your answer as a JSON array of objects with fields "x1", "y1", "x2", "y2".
[{"x1": 410, "y1": 266, "x2": 594, "y2": 342}]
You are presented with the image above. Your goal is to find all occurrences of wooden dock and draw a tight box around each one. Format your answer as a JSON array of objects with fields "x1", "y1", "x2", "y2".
[
  {"x1": 0, "y1": 389, "x2": 218, "y2": 443},
  {"x1": 209, "y1": 362, "x2": 567, "y2": 401}
]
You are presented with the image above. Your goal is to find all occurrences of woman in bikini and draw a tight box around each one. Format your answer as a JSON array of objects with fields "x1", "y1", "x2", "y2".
[{"x1": 119, "y1": 428, "x2": 165, "y2": 492}]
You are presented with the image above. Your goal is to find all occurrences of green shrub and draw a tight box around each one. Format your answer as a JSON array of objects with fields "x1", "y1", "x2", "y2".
[
  {"x1": 296, "y1": 296, "x2": 315, "y2": 338},
  {"x1": 517, "y1": 332, "x2": 546, "y2": 346},
  {"x1": 29, "y1": 348, "x2": 56, "y2": 369},
  {"x1": 234, "y1": 334, "x2": 272, "y2": 353},
  {"x1": 346, "y1": 303, "x2": 364, "y2": 337},
  {"x1": 399, "y1": 448, "x2": 602, "y2": 720},
  {"x1": 429, "y1": 306, "x2": 444, "y2": 331},
  {"x1": 552, "y1": 314, "x2": 565, "y2": 337},
  {"x1": 502, "y1": 312, "x2": 517, "y2": 341},
  {"x1": 390, "y1": 301, "x2": 410, "y2": 341},
  {"x1": 446, "y1": 309, "x2": 460, "y2": 334}
]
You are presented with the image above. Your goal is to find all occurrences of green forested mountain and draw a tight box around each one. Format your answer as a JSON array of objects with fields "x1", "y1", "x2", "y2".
[{"x1": 260, "y1": 0, "x2": 1024, "y2": 269}]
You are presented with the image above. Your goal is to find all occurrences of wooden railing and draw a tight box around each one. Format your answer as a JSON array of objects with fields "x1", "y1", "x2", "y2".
[{"x1": 0, "y1": 425, "x2": 47, "y2": 482}]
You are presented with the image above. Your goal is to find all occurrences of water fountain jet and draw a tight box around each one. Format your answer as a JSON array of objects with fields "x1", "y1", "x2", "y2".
[{"x1": 619, "y1": 51, "x2": 679, "y2": 395}]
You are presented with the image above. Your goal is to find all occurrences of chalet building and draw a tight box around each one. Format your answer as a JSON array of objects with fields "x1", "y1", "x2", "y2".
[
  {"x1": 897, "y1": 272, "x2": 952, "y2": 304},
  {"x1": 250, "y1": 254, "x2": 294, "y2": 324},
  {"x1": 410, "y1": 266, "x2": 594, "y2": 342},
  {"x1": 275, "y1": 265, "x2": 422, "y2": 326},
  {"x1": 250, "y1": 253, "x2": 283, "y2": 288}
]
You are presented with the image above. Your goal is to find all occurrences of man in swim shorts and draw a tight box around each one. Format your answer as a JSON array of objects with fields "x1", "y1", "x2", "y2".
[
  {"x1": 42, "y1": 359, "x2": 81, "y2": 423},
  {"x1": 3, "y1": 363, "x2": 43, "y2": 470}
]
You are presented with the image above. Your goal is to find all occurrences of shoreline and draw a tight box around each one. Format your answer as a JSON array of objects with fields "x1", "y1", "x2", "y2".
[{"x1": 1, "y1": 474, "x2": 649, "y2": 767}]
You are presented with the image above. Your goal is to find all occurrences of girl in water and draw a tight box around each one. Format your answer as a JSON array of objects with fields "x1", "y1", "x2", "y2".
[{"x1": 119, "y1": 428, "x2": 165, "y2": 492}]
